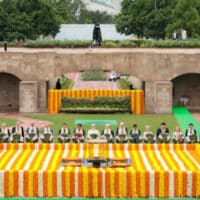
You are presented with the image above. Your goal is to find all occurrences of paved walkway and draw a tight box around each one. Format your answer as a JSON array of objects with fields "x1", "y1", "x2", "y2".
[
  {"x1": 0, "y1": 113, "x2": 51, "y2": 129},
  {"x1": 66, "y1": 72, "x2": 118, "y2": 89},
  {"x1": 1, "y1": 47, "x2": 200, "y2": 54}
]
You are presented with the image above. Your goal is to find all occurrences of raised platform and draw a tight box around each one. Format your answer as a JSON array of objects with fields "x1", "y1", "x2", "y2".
[{"x1": 0, "y1": 143, "x2": 200, "y2": 198}]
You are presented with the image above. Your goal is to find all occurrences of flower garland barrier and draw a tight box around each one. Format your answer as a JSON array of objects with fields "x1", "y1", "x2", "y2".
[
  {"x1": 0, "y1": 143, "x2": 200, "y2": 198},
  {"x1": 48, "y1": 89, "x2": 144, "y2": 114}
]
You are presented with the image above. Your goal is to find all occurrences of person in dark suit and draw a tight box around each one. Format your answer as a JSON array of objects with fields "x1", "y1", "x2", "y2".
[
  {"x1": 116, "y1": 122, "x2": 128, "y2": 143},
  {"x1": 156, "y1": 122, "x2": 170, "y2": 143},
  {"x1": 129, "y1": 124, "x2": 142, "y2": 143},
  {"x1": 41, "y1": 124, "x2": 54, "y2": 143},
  {"x1": 11, "y1": 121, "x2": 24, "y2": 143},
  {"x1": 101, "y1": 124, "x2": 114, "y2": 143},
  {"x1": 58, "y1": 123, "x2": 70, "y2": 143},
  {"x1": 185, "y1": 123, "x2": 197, "y2": 143},
  {"x1": 56, "y1": 78, "x2": 61, "y2": 89},
  {"x1": 26, "y1": 122, "x2": 39, "y2": 143},
  {"x1": 92, "y1": 23, "x2": 102, "y2": 46},
  {"x1": 72, "y1": 124, "x2": 85, "y2": 143},
  {"x1": 0, "y1": 123, "x2": 10, "y2": 143}
]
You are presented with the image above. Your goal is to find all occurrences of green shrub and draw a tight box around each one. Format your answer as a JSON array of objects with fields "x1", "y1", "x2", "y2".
[
  {"x1": 1, "y1": 39, "x2": 200, "y2": 48},
  {"x1": 101, "y1": 40, "x2": 118, "y2": 47},
  {"x1": 117, "y1": 78, "x2": 133, "y2": 90},
  {"x1": 60, "y1": 75, "x2": 74, "y2": 89},
  {"x1": 61, "y1": 96, "x2": 131, "y2": 111},
  {"x1": 118, "y1": 40, "x2": 137, "y2": 47},
  {"x1": 81, "y1": 69, "x2": 107, "y2": 81}
]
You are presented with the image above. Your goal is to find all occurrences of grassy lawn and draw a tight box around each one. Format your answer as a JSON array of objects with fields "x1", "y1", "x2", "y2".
[
  {"x1": 0, "y1": 117, "x2": 16, "y2": 127},
  {"x1": 24, "y1": 113, "x2": 179, "y2": 142}
]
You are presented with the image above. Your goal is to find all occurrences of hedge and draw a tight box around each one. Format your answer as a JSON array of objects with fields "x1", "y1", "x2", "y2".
[
  {"x1": 2, "y1": 39, "x2": 200, "y2": 48},
  {"x1": 61, "y1": 96, "x2": 131, "y2": 111},
  {"x1": 117, "y1": 78, "x2": 133, "y2": 90},
  {"x1": 81, "y1": 69, "x2": 107, "y2": 81}
]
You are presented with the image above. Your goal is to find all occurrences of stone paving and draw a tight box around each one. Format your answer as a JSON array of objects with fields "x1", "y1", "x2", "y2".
[
  {"x1": 66, "y1": 72, "x2": 118, "y2": 89},
  {"x1": 1, "y1": 47, "x2": 200, "y2": 54}
]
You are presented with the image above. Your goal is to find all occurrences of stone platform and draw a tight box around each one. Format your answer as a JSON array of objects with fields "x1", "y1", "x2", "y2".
[{"x1": 0, "y1": 143, "x2": 200, "y2": 198}]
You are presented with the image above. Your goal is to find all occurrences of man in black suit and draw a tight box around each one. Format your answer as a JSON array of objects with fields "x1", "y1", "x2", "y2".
[
  {"x1": 156, "y1": 122, "x2": 170, "y2": 143},
  {"x1": 185, "y1": 123, "x2": 197, "y2": 143},
  {"x1": 26, "y1": 122, "x2": 39, "y2": 143},
  {"x1": 0, "y1": 122, "x2": 10, "y2": 142},
  {"x1": 129, "y1": 124, "x2": 142, "y2": 143},
  {"x1": 11, "y1": 121, "x2": 24, "y2": 143}
]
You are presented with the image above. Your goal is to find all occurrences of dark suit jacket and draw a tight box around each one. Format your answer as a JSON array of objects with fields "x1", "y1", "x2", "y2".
[
  {"x1": 27, "y1": 127, "x2": 39, "y2": 137},
  {"x1": 58, "y1": 128, "x2": 70, "y2": 135},
  {"x1": 156, "y1": 128, "x2": 169, "y2": 138},
  {"x1": 0, "y1": 128, "x2": 10, "y2": 137},
  {"x1": 101, "y1": 130, "x2": 114, "y2": 137},
  {"x1": 12, "y1": 126, "x2": 24, "y2": 137},
  {"x1": 185, "y1": 129, "x2": 197, "y2": 136},
  {"x1": 130, "y1": 129, "x2": 141, "y2": 137},
  {"x1": 116, "y1": 128, "x2": 128, "y2": 135},
  {"x1": 73, "y1": 129, "x2": 85, "y2": 137}
]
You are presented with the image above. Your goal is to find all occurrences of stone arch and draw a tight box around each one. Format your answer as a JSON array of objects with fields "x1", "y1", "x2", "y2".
[
  {"x1": 171, "y1": 73, "x2": 200, "y2": 110},
  {"x1": 0, "y1": 72, "x2": 21, "y2": 111}
]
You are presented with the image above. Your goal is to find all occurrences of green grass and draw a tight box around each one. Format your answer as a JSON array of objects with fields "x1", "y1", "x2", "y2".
[
  {"x1": 117, "y1": 78, "x2": 132, "y2": 89},
  {"x1": 0, "y1": 117, "x2": 17, "y2": 127},
  {"x1": 81, "y1": 69, "x2": 107, "y2": 81},
  {"x1": 23, "y1": 113, "x2": 179, "y2": 142}
]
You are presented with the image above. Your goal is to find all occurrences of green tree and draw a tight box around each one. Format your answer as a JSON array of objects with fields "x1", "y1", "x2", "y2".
[
  {"x1": 78, "y1": 9, "x2": 114, "y2": 24},
  {"x1": 166, "y1": 0, "x2": 200, "y2": 38},
  {"x1": 1, "y1": 0, "x2": 61, "y2": 41},
  {"x1": 116, "y1": 0, "x2": 176, "y2": 39}
]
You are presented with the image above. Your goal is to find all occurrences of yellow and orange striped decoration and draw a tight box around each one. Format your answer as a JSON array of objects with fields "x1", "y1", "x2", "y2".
[
  {"x1": 0, "y1": 143, "x2": 200, "y2": 198},
  {"x1": 48, "y1": 89, "x2": 144, "y2": 114}
]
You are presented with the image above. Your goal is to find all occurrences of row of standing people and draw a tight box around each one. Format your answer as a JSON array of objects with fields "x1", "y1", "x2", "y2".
[{"x1": 0, "y1": 121, "x2": 198, "y2": 143}]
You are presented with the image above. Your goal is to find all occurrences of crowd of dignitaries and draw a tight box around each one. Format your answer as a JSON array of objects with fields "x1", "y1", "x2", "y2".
[{"x1": 0, "y1": 121, "x2": 198, "y2": 144}]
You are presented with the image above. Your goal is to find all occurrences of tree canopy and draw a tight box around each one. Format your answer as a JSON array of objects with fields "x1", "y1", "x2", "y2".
[
  {"x1": 0, "y1": 0, "x2": 61, "y2": 41},
  {"x1": 0, "y1": 0, "x2": 114, "y2": 41},
  {"x1": 116, "y1": 0, "x2": 200, "y2": 39}
]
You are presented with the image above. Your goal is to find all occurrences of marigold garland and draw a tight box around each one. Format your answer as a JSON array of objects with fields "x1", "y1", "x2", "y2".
[{"x1": 0, "y1": 144, "x2": 200, "y2": 198}]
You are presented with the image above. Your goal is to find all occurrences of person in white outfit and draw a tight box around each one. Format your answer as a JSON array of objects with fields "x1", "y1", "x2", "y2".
[
  {"x1": 87, "y1": 124, "x2": 100, "y2": 142},
  {"x1": 143, "y1": 125, "x2": 155, "y2": 143},
  {"x1": 172, "y1": 126, "x2": 184, "y2": 143},
  {"x1": 115, "y1": 122, "x2": 128, "y2": 143},
  {"x1": 101, "y1": 124, "x2": 114, "y2": 143}
]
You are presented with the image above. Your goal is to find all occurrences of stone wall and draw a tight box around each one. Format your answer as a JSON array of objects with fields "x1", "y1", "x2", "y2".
[
  {"x1": 0, "y1": 73, "x2": 20, "y2": 111},
  {"x1": 172, "y1": 74, "x2": 200, "y2": 108},
  {"x1": 0, "y1": 48, "x2": 199, "y2": 113}
]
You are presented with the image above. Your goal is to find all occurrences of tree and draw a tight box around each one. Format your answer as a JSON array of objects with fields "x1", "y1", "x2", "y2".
[
  {"x1": 51, "y1": 0, "x2": 114, "y2": 24},
  {"x1": 78, "y1": 9, "x2": 114, "y2": 24},
  {"x1": 0, "y1": 3, "x2": 9, "y2": 41},
  {"x1": 1, "y1": 0, "x2": 61, "y2": 41},
  {"x1": 115, "y1": 0, "x2": 176, "y2": 39},
  {"x1": 166, "y1": 0, "x2": 200, "y2": 38}
]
